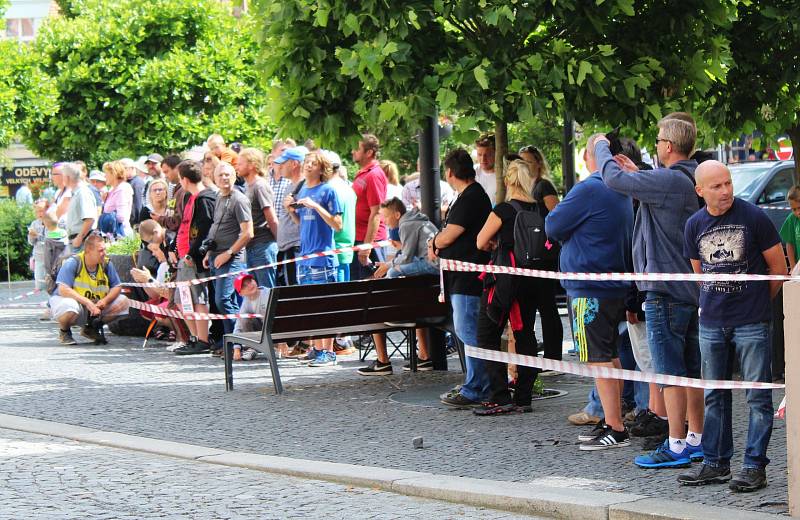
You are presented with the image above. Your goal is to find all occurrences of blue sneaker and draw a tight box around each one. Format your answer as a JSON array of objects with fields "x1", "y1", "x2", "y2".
[
  {"x1": 686, "y1": 443, "x2": 704, "y2": 462},
  {"x1": 634, "y1": 440, "x2": 691, "y2": 468},
  {"x1": 309, "y1": 350, "x2": 337, "y2": 367},
  {"x1": 297, "y1": 348, "x2": 319, "y2": 363}
]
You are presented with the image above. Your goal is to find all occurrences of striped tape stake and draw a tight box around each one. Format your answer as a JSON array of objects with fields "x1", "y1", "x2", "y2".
[
  {"x1": 123, "y1": 240, "x2": 391, "y2": 289},
  {"x1": 464, "y1": 346, "x2": 785, "y2": 390}
]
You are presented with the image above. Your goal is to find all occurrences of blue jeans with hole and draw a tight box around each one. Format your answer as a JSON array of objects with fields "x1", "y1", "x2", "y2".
[
  {"x1": 699, "y1": 321, "x2": 773, "y2": 469},
  {"x1": 451, "y1": 293, "x2": 490, "y2": 402}
]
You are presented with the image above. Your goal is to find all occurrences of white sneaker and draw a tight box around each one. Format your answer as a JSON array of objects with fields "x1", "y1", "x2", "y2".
[{"x1": 166, "y1": 341, "x2": 186, "y2": 352}]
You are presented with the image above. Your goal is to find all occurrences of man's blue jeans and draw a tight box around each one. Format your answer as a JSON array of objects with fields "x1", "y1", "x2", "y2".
[
  {"x1": 700, "y1": 322, "x2": 773, "y2": 469},
  {"x1": 451, "y1": 293, "x2": 490, "y2": 402},
  {"x1": 644, "y1": 292, "x2": 701, "y2": 384},
  {"x1": 210, "y1": 254, "x2": 246, "y2": 335},
  {"x1": 246, "y1": 241, "x2": 278, "y2": 288}
]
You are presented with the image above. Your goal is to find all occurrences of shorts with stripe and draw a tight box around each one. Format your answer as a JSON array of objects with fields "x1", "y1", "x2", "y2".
[{"x1": 569, "y1": 297, "x2": 625, "y2": 363}]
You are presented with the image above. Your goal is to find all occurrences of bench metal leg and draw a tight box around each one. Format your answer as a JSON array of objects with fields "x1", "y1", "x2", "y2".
[
  {"x1": 263, "y1": 338, "x2": 284, "y2": 395},
  {"x1": 408, "y1": 328, "x2": 418, "y2": 372},
  {"x1": 223, "y1": 337, "x2": 234, "y2": 391}
]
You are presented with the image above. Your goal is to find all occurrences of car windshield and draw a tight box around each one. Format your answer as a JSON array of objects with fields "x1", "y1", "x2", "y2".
[{"x1": 730, "y1": 164, "x2": 774, "y2": 199}]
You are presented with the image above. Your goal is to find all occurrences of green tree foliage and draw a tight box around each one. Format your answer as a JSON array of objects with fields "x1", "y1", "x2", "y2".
[
  {"x1": 0, "y1": 40, "x2": 58, "y2": 152},
  {"x1": 27, "y1": 0, "x2": 273, "y2": 164},
  {"x1": 703, "y1": 1, "x2": 800, "y2": 180},
  {"x1": 254, "y1": 0, "x2": 733, "y2": 199}
]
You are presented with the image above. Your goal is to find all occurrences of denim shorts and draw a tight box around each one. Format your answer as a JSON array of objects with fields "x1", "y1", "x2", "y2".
[
  {"x1": 298, "y1": 264, "x2": 337, "y2": 285},
  {"x1": 644, "y1": 292, "x2": 701, "y2": 382}
]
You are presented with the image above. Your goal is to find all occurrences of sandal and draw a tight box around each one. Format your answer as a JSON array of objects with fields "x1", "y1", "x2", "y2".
[{"x1": 152, "y1": 327, "x2": 169, "y2": 341}]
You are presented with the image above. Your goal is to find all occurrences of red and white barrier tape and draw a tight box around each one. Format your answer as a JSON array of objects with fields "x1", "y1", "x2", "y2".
[
  {"x1": 776, "y1": 396, "x2": 786, "y2": 419},
  {"x1": 440, "y1": 259, "x2": 795, "y2": 283},
  {"x1": 465, "y1": 346, "x2": 785, "y2": 390},
  {"x1": 2, "y1": 288, "x2": 42, "y2": 302},
  {"x1": 122, "y1": 240, "x2": 390, "y2": 289},
  {"x1": 127, "y1": 299, "x2": 261, "y2": 321}
]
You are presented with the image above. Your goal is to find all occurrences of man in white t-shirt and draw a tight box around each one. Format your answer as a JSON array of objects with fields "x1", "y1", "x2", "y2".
[{"x1": 474, "y1": 134, "x2": 497, "y2": 205}]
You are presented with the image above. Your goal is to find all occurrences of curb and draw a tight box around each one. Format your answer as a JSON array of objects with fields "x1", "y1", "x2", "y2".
[{"x1": 0, "y1": 413, "x2": 781, "y2": 520}]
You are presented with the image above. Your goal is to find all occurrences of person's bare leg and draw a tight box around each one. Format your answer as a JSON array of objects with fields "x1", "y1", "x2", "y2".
[
  {"x1": 194, "y1": 305, "x2": 209, "y2": 342},
  {"x1": 650, "y1": 384, "x2": 667, "y2": 417},
  {"x1": 373, "y1": 333, "x2": 389, "y2": 363},
  {"x1": 507, "y1": 324, "x2": 518, "y2": 381},
  {"x1": 416, "y1": 328, "x2": 429, "y2": 360},
  {"x1": 686, "y1": 387, "x2": 704, "y2": 434},
  {"x1": 591, "y1": 361, "x2": 623, "y2": 431},
  {"x1": 663, "y1": 386, "x2": 688, "y2": 438},
  {"x1": 57, "y1": 312, "x2": 77, "y2": 330},
  {"x1": 321, "y1": 337, "x2": 334, "y2": 352}
]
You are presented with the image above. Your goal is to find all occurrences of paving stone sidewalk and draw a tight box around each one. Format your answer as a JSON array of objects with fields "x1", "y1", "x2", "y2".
[
  {"x1": 0, "y1": 303, "x2": 789, "y2": 516},
  {"x1": 0, "y1": 427, "x2": 544, "y2": 519}
]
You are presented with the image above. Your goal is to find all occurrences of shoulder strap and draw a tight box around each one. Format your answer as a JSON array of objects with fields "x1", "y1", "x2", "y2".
[
  {"x1": 291, "y1": 180, "x2": 305, "y2": 197},
  {"x1": 670, "y1": 164, "x2": 696, "y2": 186}
]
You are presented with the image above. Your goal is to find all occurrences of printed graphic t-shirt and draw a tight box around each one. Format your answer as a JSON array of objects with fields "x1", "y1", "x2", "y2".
[{"x1": 684, "y1": 198, "x2": 781, "y2": 327}]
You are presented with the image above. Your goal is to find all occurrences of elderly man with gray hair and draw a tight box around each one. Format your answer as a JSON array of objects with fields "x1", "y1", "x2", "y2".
[{"x1": 63, "y1": 162, "x2": 98, "y2": 253}]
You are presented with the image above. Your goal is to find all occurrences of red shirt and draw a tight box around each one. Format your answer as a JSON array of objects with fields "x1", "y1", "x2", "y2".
[
  {"x1": 177, "y1": 193, "x2": 197, "y2": 258},
  {"x1": 352, "y1": 161, "x2": 387, "y2": 241}
]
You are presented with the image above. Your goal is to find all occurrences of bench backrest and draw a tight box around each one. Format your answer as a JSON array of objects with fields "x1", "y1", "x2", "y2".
[{"x1": 270, "y1": 275, "x2": 446, "y2": 336}]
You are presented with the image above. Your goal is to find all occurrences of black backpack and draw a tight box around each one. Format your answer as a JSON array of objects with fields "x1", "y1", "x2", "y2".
[
  {"x1": 508, "y1": 200, "x2": 558, "y2": 268},
  {"x1": 671, "y1": 164, "x2": 705, "y2": 209}
]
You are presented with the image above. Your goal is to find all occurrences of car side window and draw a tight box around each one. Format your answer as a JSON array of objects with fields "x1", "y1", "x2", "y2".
[{"x1": 759, "y1": 168, "x2": 794, "y2": 204}]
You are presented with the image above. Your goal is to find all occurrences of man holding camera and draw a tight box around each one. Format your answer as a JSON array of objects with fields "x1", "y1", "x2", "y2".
[
  {"x1": 50, "y1": 233, "x2": 129, "y2": 345},
  {"x1": 202, "y1": 162, "x2": 253, "y2": 341}
]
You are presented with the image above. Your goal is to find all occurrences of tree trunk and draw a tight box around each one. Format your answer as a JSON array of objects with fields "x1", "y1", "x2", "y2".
[
  {"x1": 787, "y1": 124, "x2": 800, "y2": 185},
  {"x1": 494, "y1": 120, "x2": 508, "y2": 204}
]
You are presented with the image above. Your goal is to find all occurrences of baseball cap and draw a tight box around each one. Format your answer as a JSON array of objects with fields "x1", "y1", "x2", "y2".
[
  {"x1": 274, "y1": 146, "x2": 308, "y2": 165},
  {"x1": 146, "y1": 153, "x2": 164, "y2": 164},
  {"x1": 88, "y1": 170, "x2": 106, "y2": 182},
  {"x1": 234, "y1": 273, "x2": 255, "y2": 295}
]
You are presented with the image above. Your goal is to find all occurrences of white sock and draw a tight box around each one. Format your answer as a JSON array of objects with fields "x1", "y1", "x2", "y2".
[
  {"x1": 669, "y1": 437, "x2": 685, "y2": 454},
  {"x1": 657, "y1": 415, "x2": 668, "y2": 421},
  {"x1": 686, "y1": 431, "x2": 702, "y2": 447}
]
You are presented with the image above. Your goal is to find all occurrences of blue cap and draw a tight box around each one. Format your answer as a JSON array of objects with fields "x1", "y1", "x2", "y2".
[{"x1": 274, "y1": 146, "x2": 308, "y2": 165}]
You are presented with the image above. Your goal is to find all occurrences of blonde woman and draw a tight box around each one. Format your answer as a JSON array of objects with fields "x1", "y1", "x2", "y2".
[
  {"x1": 379, "y1": 159, "x2": 404, "y2": 201},
  {"x1": 519, "y1": 145, "x2": 559, "y2": 212},
  {"x1": 101, "y1": 160, "x2": 134, "y2": 237},
  {"x1": 472, "y1": 159, "x2": 544, "y2": 415}
]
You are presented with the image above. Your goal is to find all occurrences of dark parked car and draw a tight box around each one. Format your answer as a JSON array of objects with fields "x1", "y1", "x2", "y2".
[{"x1": 730, "y1": 160, "x2": 796, "y2": 231}]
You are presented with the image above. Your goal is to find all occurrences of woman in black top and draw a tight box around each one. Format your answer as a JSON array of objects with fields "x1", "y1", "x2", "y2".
[
  {"x1": 473, "y1": 159, "x2": 541, "y2": 415},
  {"x1": 519, "y1": 145, "x2": 564, "y2": 361}
]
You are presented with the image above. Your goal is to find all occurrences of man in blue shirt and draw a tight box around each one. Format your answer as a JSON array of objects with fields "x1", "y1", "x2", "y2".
[
  {"x1": 679, "y1": 160, "x2": 786, "y2": 492},
  {"x1": 545, "y1": 133, "x2": 633, "y2": 451}
]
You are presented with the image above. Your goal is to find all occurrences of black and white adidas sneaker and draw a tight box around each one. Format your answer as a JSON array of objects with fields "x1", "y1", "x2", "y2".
[{"x1": 579, "y1": 425, "x2": 631, "y2": 451}]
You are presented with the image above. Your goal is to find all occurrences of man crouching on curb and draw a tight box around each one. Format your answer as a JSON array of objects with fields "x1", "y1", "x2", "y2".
[{"x1": 49, "y1": 233, "x2": 129, "y2": 345}]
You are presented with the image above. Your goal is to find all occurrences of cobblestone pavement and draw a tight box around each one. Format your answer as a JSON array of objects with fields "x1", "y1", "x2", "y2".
[
  {"x1": 0, "y1": 300, "x2": 790, "y2": 516},
  {"x1": 0, "y1": 427, "x2": 544, "y2": 519}
]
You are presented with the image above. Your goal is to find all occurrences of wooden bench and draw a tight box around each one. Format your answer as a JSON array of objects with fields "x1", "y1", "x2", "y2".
[{"x1": 222, "y1": 275, "x2": 452, "y2": 394}]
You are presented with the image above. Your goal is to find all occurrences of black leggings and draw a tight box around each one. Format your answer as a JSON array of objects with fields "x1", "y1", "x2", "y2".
[
  {"x1": 477, "y1": 280, "x2": 540, "y2": 406},
  {"x1": 533, "y1": 278, "x2": 563, "y2": 360}
]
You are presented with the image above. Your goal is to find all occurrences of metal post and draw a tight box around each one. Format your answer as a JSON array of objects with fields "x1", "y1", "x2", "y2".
[
  {"x1": 6, "y1": 242, "x2": 10, "y2": 290},
  {"x1": 562, "y1": 115, "x2": 576, "y2": 194},
  {"x1": 783, "y1": 282, "x2": 799, "y2": 516},
  {"x1": 419, "y1": 112, "x2": 442, "y2": 228}
]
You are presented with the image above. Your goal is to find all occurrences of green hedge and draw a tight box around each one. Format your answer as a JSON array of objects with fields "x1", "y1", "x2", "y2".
[{"x1": 0, "y1": 200, "x2": 35, "y2": 279}]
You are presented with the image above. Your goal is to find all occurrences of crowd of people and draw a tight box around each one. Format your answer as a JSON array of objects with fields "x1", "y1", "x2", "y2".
[{"x1": 24, "y1": 114, "x2": 789, "y2": 494}]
